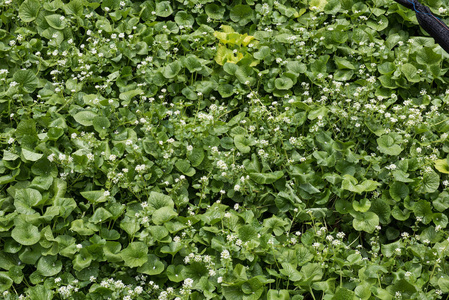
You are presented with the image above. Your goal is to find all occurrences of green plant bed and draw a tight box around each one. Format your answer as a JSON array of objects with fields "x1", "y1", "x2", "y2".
[{"x1": 1, "y1": 0, "x2": 449, "y2": 299}]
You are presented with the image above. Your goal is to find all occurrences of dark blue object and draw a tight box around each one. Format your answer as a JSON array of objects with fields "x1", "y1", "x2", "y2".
[{"x1": 395, "y1": 0, "x2": 449, "y2": 53}]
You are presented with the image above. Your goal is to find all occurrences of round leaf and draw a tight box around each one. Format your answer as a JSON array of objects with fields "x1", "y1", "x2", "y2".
[
  {"x1": 155, "y1": 1, "x2": 173, "y2": 17},
  {"x1": 13, "y1": 70, "x2": 39, "y2": 93},
  {"x1": 44, "y1": 14, "x2": 67, "y2": 29},
  {"x1": 205, "y1": 3, "x2": 225, "y2": 19},
  {"x1": 148, "y1": 191, "x2": 174, "y2": 210},
  {"x1": 230, "y1": 5, "x2": 253, "y2": 25},
  {"x1": 182, "y1": 54, "x2": 202, "y2": 73},
  {"x1": 352, "y1": 212, "x2": 379, "y2": 233},
  {"x1": 12, "y1": 223, "x2": 40, "y2": 246},
  {"x1": 238, "y1": 225, "x2": 257, "y2": 242},
  {"x1": 152, "y1": 207, "x2": 178, "y2": 225},
  {"x1": 0, "y1": 273, "x2": 13, "y2": 292},
  {"x1": 421, "y1": 170, "x2": 440, "y2": 193},
  {"x1": 14, "y1": 188, "x2": 43, "y2": 214},
  {"x1": 73, "y1": 111, "x2": 98, "y2": 126},
  {"x1": 275, "y1": 77, "x2": 294, "y2": 90},
  {"x1": 137, "y1": 254, "x2": 165, "y2": 275},
  {"x1": 120, "y1": 242, "x2": 148, "y2": 268},
  {"x1": 175, "y1": 11, "x2": 194, "y2": 26},
  {"x1": 93, "y1": 116, "x2": 111, "y2": 134},
  {"x1": 163, "y1": 61, "x2": 182, "y2": 78},
  {"x1": 435, "y1": 159, "x2": 449, "y2": 174},
  {"x1": 218, "y1": 84, "x2": 234, "y2": 97},
  {"x1": 377, "y1": 135, "x2": 403, "y2": 156},
  {"x1": 37, "y1": 256, "x2": 62, "y2": 276},
  {"x1": 19, "y1": 0, "x2": 41, "y2": 22}
]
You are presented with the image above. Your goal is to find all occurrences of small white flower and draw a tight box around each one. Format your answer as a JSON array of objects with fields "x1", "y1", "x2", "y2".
[{"x1": 221, "y1": 250, "x2": 230, "y2": 259}]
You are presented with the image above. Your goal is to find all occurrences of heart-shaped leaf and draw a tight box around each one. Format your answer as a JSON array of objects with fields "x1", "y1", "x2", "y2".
[{"x1": 120, "y1": 242, "x2": 148, "y2": 268}]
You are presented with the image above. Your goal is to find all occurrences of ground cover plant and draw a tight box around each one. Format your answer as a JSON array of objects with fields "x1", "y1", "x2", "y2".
[{"x1": 3, "y1": 0, "x2": 449, "y2": 299}]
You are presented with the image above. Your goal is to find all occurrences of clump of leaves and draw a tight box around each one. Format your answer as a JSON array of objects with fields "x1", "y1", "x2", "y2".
[{"x1": 2, "y1": 0, "x2": 449, "y2": 299}]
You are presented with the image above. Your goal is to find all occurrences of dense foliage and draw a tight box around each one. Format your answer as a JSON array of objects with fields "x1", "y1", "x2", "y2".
[{"x1": 2, "y1": 0, "x2": 449, "y2": 299}]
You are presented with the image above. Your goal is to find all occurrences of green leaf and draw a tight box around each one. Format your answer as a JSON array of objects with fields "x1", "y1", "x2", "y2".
[
  {"x1": 120, "y1": 242, "x2": 148, "y2": 268},
  {"x1": 300, "y1": 263, "x2": 323, "y2": 283},
  {"x1": 341, "y1": 175, "x2": 381, "y2": 194},
  {"x1": 205, "y1": 3, "x2": 226, "y2": 19},
  {"x1": 73, "y1": 248, "x2": 93, "y2": 271},
  {"x1": 12, "y1": 223, "x2": 41, "y2": 246},
  {"x1": 90, "y1": 208, "x2": 113, "y2": 224},
  {"x1": 43, "y1": 0, "x2": 63, "y2": 11},
  {"x1": 401, "y1": 63, "x2": 421, "y2": 82},
  {"x1": 45, "y1": 14, "x2": 66, "y2": 29},
  {"x1": 352, "y1": 211, "x2": 379, "y2": 233},
  {"x1": 267, "y1": 290, "x2": 290, "y2": 300},
  {"x1": 155, "y1": 1, "x2": 173, "y2": 17},
  {"x1": 334, "y1": 57, "x2": 355, "y2": 70},
  {"x1": 161, "y1": 241, "x2": 183, "y2": 256},
  {"x1": 103, "y1": 241, "x2": 122, "y2": 262},
  {"x1": 378, "y1": 62, "x2": 395, "y2": 75},
  {"x1": 152, "y1": 206, "x2": 178, "y2": 225},
  {"x1": 238, "y1": 225, "x2": 258, "y2": 242},
  {"x1": 215, "y1": 83, "x2": 233, "y2": 98},
  {"x1": 182, "y1": 54, "x2": 203, "y2": 73},
  {"x1": 27, "y1": 284, "x2": 53, "y2": 300},
  {"x1": 19, "y1": 0, "x2": 41, "y2": 22},
  {"x1": 391, "y1": 206, "x2": 410, "y2": 221},
  {"x1": 355, "y1": 282, "x2": 371, "y2": 299},
  {"x1": 389, "y1": 182, "x2": 409, "y2": 201},
  {"x1": 175, "y1": 11, "x2": 194, "y2": 26},
  {"x1": 37, "y1": 256, "x2": 62, "y2": 276},
  {"x1": 353, "y1": 198, "x2": 371, "y2": 212},
  {"x1": 309, "y1": 0, "x2": 328, "y2": 10},
  {"x1": 392, "y1": 170, "x2": 414, "y2": 183},
  {"x1": 421, "y1": 170, "x2": 440, "y2": 193},
  {"x1": 413, "y1": 200, "x2": 433, "y2": 224},
  {"x1": 162, "y1": 61, "x2": 182, "y2": 78},
  {"x1": 80, "y1": 190, "x2": 108, "y2": 204},
  {"x1": 73, "y1": 111, "x2": 97, "y2": 126},
  {"x1": 0, "y1": 273, "x2": 13, "y2": 292},
  {"x1": 438, "y1": 277, "x2": 449, "y2": 293},
  {"x1": 434, "y1": 192, "x2": 449, "y2": 212},
  {"x1": 234, "y1": 135, "x2": 253, "y2": 153},
  {"x1": 22, "y1": 148, "x2": 43, "y2": 162},
  {"x1": 137, "y1": 254, "x2": 165, "y2": 275},
  {"x1": 148, "y1": 191, "x2": 174, "y2": 210},
  {"x1": 187, "y1": 147, "x2": 204, "y2": 167},
  {"x1": 249, "y1": 171, "x2": 284, "y2": 185},
  {"x1": 70, "y1": 219, "x2": 96, "y2": 235},
  {"x1": 377, "y1": 135, "x2": 403, "y2": 156},
  {"x1": 275, "y1": 77, "x2": 294, "y2": 90},
  {"x1": 333, "y1": 287, "x2": 355, "y2": 300},
  {"x1": 119, "y1": 89, "x2": 143, "y2": 103},
  {"x1": 370, "y1": 198, "x2": 391, "y2": 224},
  {"x1": 13, "y1": 70, "x2": 39, "y2": 93},
  {"x1": 93, "y1": 116, "x2": 110, "y2": 135},
  {"x1": 435, "y1": 159, "x2": 449, "y2": 174},
  {"x1": 166, "y1": 265, "x2": 185, "y2": 282},
  {"x1": 230, "y1": 5, "x2": 254, "y2": 25},
  {"x1": 14, "y1": 188, "x2": 43, "y2": 215},
  {"x1": 280, "y1": 263, "x2": 302, "y2": 281},
  {"x1": 416, "y1": 47, "x2": 441, "y2": 65},
  {"x1": 175, "y1": 159, "x2": 196, "y2": 176},
  {"x1": 3, "y1": 151, "x2": 19, "y2": 161}
]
